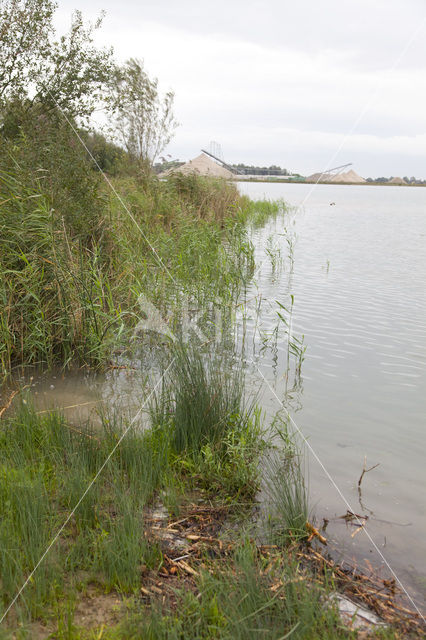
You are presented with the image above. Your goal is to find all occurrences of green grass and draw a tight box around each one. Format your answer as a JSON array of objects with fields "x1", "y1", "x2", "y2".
[
  {"x1": 0, "y1": 402, "x2": 167, "y2": 623},
  {"x1": 151, "y1": 342, "x2": 253, "y2": 455},
  {"x1": 264, "y1": 417, "x2": 310, "y2": 544},
  {"x1": 115, "y1": 541, "x2": 352, "y2": 640},
  {"x1": 238, "y1": 196, "x2": 285, "y2": 228},
  {"x1": 0, "y1": 379, "x2": 412, "y2": 638},
  {"x1": 0, "y1": 165, "x2": 278, "y2": 379},
  {"x1": 148, "y1": 340, "x2": 264, "y2": 502},
  {"x1": 0, "y1": 340, "x2": 261, "y2": 629}
]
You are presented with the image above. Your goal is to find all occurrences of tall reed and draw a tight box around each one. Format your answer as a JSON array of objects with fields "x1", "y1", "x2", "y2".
[
  {"x1": 150, "y1": 341, "x2": 253, "y2": 455},
  {"x1": 264, "y1": 417, "x2": 310, "y2": 544},
  {"x1": 0, "y1": 167, "x2": 266, "y2": 378}
]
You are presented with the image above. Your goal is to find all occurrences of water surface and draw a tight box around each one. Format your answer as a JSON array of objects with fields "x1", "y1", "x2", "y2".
[{"x1": 238, "y1": 182, "x2": 426, "y2": 608}]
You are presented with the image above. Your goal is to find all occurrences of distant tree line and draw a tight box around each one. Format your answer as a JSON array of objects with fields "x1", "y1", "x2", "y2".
[
  {"x1": 366, "y1": 176, "x2": 426, "y2": 184},
  {"x1": 231, "y1": 164, "x2": 290, "y2": 176}
]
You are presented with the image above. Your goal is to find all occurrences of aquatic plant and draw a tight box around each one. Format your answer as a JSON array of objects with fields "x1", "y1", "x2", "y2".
[
  {"x1": 264, "y1": 416, "x2": 310, "y2": 544},
  {"x1": 276, "y1": 296, "x2": 307, "y2": 392},
  {"x1": 150, "y1": 341, "x2": 254, "y2": 455},
  {"x1": 265, "y1": 234, "x2": 283, "y2": 275}
]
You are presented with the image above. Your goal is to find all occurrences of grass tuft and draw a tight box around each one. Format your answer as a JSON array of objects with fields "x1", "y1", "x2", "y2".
[
  {"x1": 150, "y1": 341, "x2": 254, "y2": 456},
  {"x1": 264, "y1": 417, "x2": 310, "y2": 544}
]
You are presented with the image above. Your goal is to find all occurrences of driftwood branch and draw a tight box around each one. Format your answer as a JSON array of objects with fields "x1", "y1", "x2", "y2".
[{"x1": 358, "y1": 456, "x2": 380, "y2": 488}]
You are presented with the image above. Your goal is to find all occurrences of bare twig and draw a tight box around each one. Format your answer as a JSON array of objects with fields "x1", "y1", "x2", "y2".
[
  {"x1": 358, "y1": 456, "x2": 380, "y2": 488},
  {"x1": 0, "y1": 390, "x2": 18, "y2": 419},
  {"x1": 0, "y1": 384, "x2": 30, "y2": 419}
]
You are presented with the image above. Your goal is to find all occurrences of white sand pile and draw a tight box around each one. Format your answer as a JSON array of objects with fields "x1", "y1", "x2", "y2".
[
  {"x1": 329, "y1": 173, "x2": 347, "y2": 183},
  {"x1": 339, "y1": 169, "x2": 366, "y2": 183},
  {"x1": 306, "y1": 172, "x2": 326, "y2": 182},
  {"x1": 160, "y1": 153, "x2": 235, "y2": 179},
  {"x1": 387, "y1": 176, "x2": 407, "y2": 185},
  {"x1": 307, "y1": 169, "x2": 366, "y2": 184}
]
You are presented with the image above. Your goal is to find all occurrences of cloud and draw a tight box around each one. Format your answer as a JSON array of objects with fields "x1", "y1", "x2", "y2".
[
  {"x1": 72, "y1": 0, "x2": 426, "y2": 70},
  {"x1": 56, "y1": 0, "x2": 426, "y2": 176}
]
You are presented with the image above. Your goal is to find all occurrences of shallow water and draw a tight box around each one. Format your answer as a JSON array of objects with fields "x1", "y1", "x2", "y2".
[{"x1": 237, "y1": 182, "x2": 426, "y2": 609}]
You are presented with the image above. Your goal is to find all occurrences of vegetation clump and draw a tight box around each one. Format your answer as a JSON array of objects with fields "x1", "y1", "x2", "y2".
[{"x1": 0, "y1": 148, "x2": 273, "y2": 378}]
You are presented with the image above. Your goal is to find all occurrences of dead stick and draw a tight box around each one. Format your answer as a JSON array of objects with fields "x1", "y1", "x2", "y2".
[
  {"x1": 0, "y1": 384, "x2": 29, "y2": 419},
  {"x1": 0, "y1": 390, "x2": 18, "y2": 419},
  {"x1": 358, "y1": 456, "x2": 380, "y2": 488}
]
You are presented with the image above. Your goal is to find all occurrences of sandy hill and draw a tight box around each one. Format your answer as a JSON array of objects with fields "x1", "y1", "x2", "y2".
[
  {"x1": 307, "y1": 169, "x2": 366, "y2": 184},
  {"x1": 387, "y1": 176, "x2": 407, "y2": 185},
  {"x1": 329, "y1": 173, "x2": 348, "y2": 183},
  {"x1": 340, "y1": 169, "x2": 366, "y2": 183},
  {"x1": 160, "y1": 153, "x2": 235, "y2": 179}
]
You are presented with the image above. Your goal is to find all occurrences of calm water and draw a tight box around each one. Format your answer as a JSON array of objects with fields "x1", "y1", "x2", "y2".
[{"x1": 238, "y1": 182, "x2": 426, "y2": 607}]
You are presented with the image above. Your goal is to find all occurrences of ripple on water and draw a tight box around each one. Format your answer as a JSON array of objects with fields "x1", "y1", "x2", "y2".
[{"x1": 239, "y1": 181, "x2": 426, "y2": 605}]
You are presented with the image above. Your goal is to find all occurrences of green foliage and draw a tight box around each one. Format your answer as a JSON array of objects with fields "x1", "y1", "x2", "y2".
[
  {"x1": 94, "y1": 494, "x2": 148, "y2": 592},
  {"x1": 0, "y1": 163, "x2": 117, "y2": 375},
  {"x1": 0, "y1": 110, "x2": 106, "y2": 242},
  {"x1": 0, "y1": 0, "x2": 277, "y2": 378},
  {"x1": 0, "y1": 0, "x2": 113, "y2": 120},
  {"x1": 83, "y1": 130, "x2": 128, "y2": 175},
  {"x1": 239, "y1": 197, "x2": 285, "y2": 227},
  {"x1": 0, "y1": 162, "x2": 260, "y2": 376},
  {"x1": 0, "y1": 402, "x2": 169, "y2": 622},
  {"x1": 166, "y1": 173, "x2": 241, "y2": 223},
  {"x1": 110, "y1": 58, "x2": 178, "y2": 173},
  {"x1": 188, "y1": 409, "x2": 264, "y2": 500},
  {"x1": 0, "y1": 379, "x2": 403, "y2": 638},
  {"x1": 150, "y1": 342, "x2": 254, "y2": 456}
]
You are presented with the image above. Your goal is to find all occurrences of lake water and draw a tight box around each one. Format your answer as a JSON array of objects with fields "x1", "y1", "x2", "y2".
[{"x1": 237, "y1": 182, "x2": 426, "y2": 609}]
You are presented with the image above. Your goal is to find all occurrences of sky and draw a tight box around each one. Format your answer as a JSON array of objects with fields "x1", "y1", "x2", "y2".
[{"x1": 56, "y1": 0, "x2": 426, "y2": 178}]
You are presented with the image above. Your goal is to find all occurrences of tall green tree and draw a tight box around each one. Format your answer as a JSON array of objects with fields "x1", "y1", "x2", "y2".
[
  {"x1": 111, "y1": 58, "x2": 178, "y2": 174},
  {"x1": 0, "y1": 0, "x2": 113, "y2": 120}
]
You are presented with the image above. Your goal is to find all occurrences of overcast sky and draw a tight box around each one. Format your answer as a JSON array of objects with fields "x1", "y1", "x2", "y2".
[{"x1": 56, "y1": 0, "x2": 426, "y2": 177}]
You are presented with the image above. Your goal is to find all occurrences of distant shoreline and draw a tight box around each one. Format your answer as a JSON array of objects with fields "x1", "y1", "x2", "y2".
[{"x1": 235, "y1": 178, "x2": 426, "y2": 187}]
